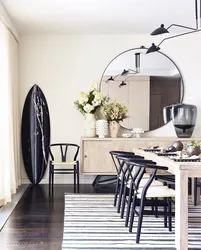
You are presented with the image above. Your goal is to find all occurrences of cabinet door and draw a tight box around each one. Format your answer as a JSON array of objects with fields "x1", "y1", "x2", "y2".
[{"x1": 82, "y1": 141, "x2": 116, "y2": 174}]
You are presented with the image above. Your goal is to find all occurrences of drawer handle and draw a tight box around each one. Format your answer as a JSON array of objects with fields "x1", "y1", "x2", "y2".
[{"x1": 84, "y1": 155, "x2": 87, "y2": 158}]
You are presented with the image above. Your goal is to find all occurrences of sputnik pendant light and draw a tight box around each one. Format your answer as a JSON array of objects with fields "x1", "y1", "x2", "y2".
[
  {"x1": 151, "y1": 0, "x2": 198, "y2": 36},
  {"x1": 105, "y1": 52, "x2": 141, "y2": 83},
  {"x1": 119, "y1": 72, "x2": 138, "y2": 88},
  {"x1": 147, "y1": 0, "x2": 201, "y2": 54}
]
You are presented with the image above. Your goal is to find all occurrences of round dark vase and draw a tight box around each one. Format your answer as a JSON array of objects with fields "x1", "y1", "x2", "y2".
[
  {"x1": 171, "y1": 141, "x2": 184, "y2": 151},
  {"x1": 186, "y1": 146, "x2": 201, "y2": 157}
]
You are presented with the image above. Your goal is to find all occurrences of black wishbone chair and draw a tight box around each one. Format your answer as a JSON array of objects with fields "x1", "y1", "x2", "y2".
[
  {"x1": 125, "y1": 160, "x2": 175, "y2": 244},
  {"x1": 109, "y1": 151, "x2": 144, "y2": 211},
  {"x1": 115, "y1": 156, "x2": 163, "y2": 221},
  {"x1": 49, "y1": 143, "x2": 80, "y2": 192}
]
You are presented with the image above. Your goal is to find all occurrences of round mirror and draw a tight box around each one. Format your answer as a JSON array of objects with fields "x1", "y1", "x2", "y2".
[{"x1": 99, "y1": 47, "x2": 184, "y2": 132}]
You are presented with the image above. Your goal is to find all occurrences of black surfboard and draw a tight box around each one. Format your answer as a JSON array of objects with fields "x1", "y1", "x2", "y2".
[{"x1": 21, "y1": 85, "x2": 50, "y2": 184}]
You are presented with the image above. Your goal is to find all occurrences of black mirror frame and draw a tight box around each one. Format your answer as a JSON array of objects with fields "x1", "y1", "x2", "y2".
[{"x1": 99, "y1": 46, "x2": 184, "y2": 132}]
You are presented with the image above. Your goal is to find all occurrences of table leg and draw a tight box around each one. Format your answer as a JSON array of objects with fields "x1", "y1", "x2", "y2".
[
  {"x1": 191, "y1": 178, "x2": 201, "y2": 205},
  {"x1": 175, "y1": 170, "x2": 188, "y2": 250}
]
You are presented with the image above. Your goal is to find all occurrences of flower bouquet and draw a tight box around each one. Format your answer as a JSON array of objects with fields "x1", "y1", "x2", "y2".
[
  {"x1": 101, "y1": 100, "x2": 128, "y2": 122},
  {"x1": 74, "y1": 83, "x2": 107, "y2": 137},
  {"x1": 101, "y1": 100, "x2": 128, "y2": 137},
  {"x1": 74, "y1": 83, "x2": 106, "y2": 115}
]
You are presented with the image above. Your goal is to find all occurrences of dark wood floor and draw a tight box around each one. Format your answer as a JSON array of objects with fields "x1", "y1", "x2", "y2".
[{"x1": 0, "y1": 184, "x2": 115, "y2": 250}]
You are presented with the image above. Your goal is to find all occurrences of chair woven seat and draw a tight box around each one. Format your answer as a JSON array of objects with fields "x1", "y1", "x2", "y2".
[
  {"x1": 52, "y1": 161, "x2": 76, "y2": 165},
  {"x1": 137, "y1": 186, "x2": 175, "y2": 198},
  {"x1": 127, "y1": 179, "x2": 164, "y2": 188}
]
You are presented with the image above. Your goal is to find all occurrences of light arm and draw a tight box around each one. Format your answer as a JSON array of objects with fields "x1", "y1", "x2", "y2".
[{"x1": 158, "y1": 28, "x2": 201, "y2": 47}]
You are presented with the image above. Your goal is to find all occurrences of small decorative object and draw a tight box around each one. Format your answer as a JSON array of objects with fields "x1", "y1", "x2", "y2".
[
  {"x1": 109, "y1": 121, "x2": 121, "y2": 138},
  {"x1": 101, "y1": 100, "x2": 128, "y2": 138},
  {"x1": 172, "y1": 103, "x2": 197, "y2": 138},
  {"x1": 121, "y1": 133, "x2": 133, "y2": 138},
  {"x1": 84, "y1": 113, "x2": 96, "y2": 137},
  {"x1": 171, "y1": 141, "x2": 183, "y2": 151},
  {"x1": 131, "y1": 128, "x2": 144, "y2": 138},
  {"x1": 186, "y1": 140, "x2": 201, "y2": 157},
  {"x1": 167, "y1": 146, "x2": 177, "y2": 152},
  {"x1": 96, "y1": 119, "x2": 108, "y2": 138},
  {"x1": 74, "y1": 83, "x2": 107, "y2": 137}
]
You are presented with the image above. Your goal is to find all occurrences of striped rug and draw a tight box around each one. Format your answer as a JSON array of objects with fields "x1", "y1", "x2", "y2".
[{"x1": 62, "y1": 194, "x2": 201, "y2": 250}]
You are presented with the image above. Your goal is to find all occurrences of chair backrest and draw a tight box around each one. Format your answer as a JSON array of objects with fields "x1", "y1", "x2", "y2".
[
  {"x1": 109, "y1": 150, "x2": 138, "y2": 172},
  {"x1": 124, "y1": 160, "x2": 168, "y2": 196},
  {"x1": 116, "y1": 155, "x2": 156, "y2": 182},
  {"x1": 49, "y1": 143, "x2": 79, "y2": 162}
]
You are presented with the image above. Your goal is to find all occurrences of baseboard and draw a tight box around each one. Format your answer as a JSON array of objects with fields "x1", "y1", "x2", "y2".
[{"x1": 0, "y1": 184, "x2": 29, "y2": 231}]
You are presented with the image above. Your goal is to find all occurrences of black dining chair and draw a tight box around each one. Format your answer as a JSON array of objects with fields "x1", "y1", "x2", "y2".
[
  {"x1": 109, "y1": 151, "x2": 144, "y2": 211},
  {"x1": 49, "y1": 143, "x2": 80, "y2": 192},
  {"x1": 115, "y1": 155, "x2": 162, "y2": 220},
  {"x1": 124, "y1": 159, "x2": 175, "y2": 243}
]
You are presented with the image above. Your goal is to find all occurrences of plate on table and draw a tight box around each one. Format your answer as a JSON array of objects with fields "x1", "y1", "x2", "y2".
[
  {"x1": 169, "y1": 155, "x2": 200, "y2": 162},
  {"x1": 140, "y1": 147, "x2": 162, "y2": 152},
  {"x1": 156, "y1": 152, "x2": 178, "y2": 156}
]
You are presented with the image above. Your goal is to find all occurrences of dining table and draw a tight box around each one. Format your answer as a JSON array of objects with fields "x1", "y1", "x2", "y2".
[{"x1": 133, "y1": 148, "x2": 201, "y2": 250}]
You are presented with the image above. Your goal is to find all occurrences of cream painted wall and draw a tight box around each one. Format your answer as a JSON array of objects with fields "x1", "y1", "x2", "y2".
[{"x1": 19, "y1": 33, "x2": 201, "y2": 184}]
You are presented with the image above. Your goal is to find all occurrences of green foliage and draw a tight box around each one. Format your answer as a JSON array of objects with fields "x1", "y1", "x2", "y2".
[{"x1": 188, "y1": 140, "x2": 201, "y2": 148}]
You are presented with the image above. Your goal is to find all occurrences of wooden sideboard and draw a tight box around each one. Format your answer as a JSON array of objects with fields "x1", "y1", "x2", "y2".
[{"x1": 80, "y1": 137, "x2": 201, "y2": 175}]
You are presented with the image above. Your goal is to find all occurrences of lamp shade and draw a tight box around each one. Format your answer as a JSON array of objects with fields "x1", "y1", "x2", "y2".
[
  {"x1": 106, "y1": 76, "x2": 115, "y2": 82},
  {"x1": 151, "y1": 24, "x2": 169, "y2": 35},
  {"x1": 146, "y1": 43, "x2": 160, "y2": 54},
  {"x1": 121, "y1": 69, "x2": 129, "y2": 76},
  {"x1": 119, "y1": 81, "x2": 127, "y2": 88}
]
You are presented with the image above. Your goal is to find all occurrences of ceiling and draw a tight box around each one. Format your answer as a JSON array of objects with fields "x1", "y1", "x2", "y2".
[{"x1": 1, "y1": 0, "x2": 196, "y2": 34}]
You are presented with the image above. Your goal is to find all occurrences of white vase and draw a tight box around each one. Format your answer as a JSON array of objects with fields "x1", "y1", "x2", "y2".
[
  {"x1": 109, "y1": 121, "x2": 120, "y2": 138},
  {"x1": 96, "y1": 120, "x2": 108, "y2": 138},
  {"x1": 84, "y1": 113, "x2": 96, "y2": 137}
]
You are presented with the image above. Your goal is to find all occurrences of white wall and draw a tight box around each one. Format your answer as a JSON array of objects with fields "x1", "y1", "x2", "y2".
[{"x1": 19, "y1": 33, "x2": 201, "y2": 184}]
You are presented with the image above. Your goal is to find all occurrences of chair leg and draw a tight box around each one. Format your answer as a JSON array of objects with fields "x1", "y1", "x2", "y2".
[
  {"x1": 51, "y1": 165, "x2": 54, "y2": 188},
  {"x1": 77, "y1": 162, "x2": 80, "y2": 193},
  {"x1": 117, "y1": 178, "x2": 124, "y2": 213},
  {"x1": 155, "y1": 198, "x2": 158, "y2": 218},
  {"x1": 114, "y1": 177, "x2": 120, "y2": 207},
  {"x1": 120, "y1": 184, "x2": 127, "y2": 219},
  {"x1": 49, "y1": 163, "x2": 52, "y2": 190},
  {"x1": 73, "y1": 165, "x2": 76, "y2": 193},
  {"x1": 125, "y1": 188, "x2": 133, "y2": 227},
  {"x1": 194, "y1": 178, "x2": 198, "y2": 206},
  {"x1": 164, "y1": 198, "x2": 167, "y2": 228},
  {"x1": 168, "y1": 197, "x2": 172, "y2": 232},
  {"x1": 136, "y1": 199, "x2": 145, "y2": 244},
  {"x1": 129, "y1": 195, "x2": 137, "y2": 233}
]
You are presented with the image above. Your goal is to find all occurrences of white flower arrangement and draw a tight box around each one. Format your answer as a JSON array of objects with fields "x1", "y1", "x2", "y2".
[
  {"x1": 131, "y1": 128, "x2": 144, "y2": 137},
  {"x1": 74, "y1": 82, "x2": 107, "y2": 115}
]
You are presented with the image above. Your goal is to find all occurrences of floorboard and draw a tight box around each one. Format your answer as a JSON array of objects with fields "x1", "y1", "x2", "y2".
[{"x1": 0, "y1": 184, "x2": 115, "y2": 250}]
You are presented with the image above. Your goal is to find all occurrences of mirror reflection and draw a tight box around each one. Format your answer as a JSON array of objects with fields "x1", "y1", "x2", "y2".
[{"x1": 99, "y1": 47, "x2": 184, "y2": 132}]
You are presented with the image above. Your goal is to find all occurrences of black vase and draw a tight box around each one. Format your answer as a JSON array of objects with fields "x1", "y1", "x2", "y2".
[{"x1": 172, "y1": 104, "x2": 197, "y2": 138}]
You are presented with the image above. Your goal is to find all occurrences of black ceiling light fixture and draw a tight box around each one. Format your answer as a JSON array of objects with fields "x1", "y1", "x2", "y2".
[
  {"x1": 105, "y1": 52, "x2": 141, "y2": 84},
  {"x1": 147, "y1": 0, "x2": 201, "y2": 54},
  {"x1": 105, "y1": 75, "x2": 117, "y2": 83},
  {"x1": 119, "y1": 81, "x2": 127, "y2": 88},
  {"x1": 118, "y1": 72, "x2": 138, "y2": 88},
  {"x1": 151, "y1": 0, "x2": 199, "y2": 36}
]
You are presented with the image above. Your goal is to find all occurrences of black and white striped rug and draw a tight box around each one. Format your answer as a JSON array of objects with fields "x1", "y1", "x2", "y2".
[{"x1": 62, "y1": 194, "x2": 201, "y2": 250}]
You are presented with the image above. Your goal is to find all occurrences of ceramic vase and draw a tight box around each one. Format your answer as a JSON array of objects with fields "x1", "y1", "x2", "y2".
[
  {"x1": 96, "y1": 120, "x2": 108, "y2": 138},
  {"x1": 109, "y1": 121, "x2": 120, "y2": 138},
  {"x1": 186, "y1": 146, "x2": 201, "y2": 157},
  {"x1": 84, "y1": 113, "x2": 96, "y2": 137}
]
